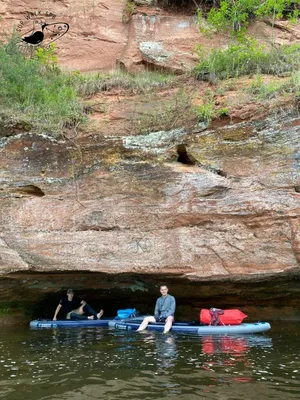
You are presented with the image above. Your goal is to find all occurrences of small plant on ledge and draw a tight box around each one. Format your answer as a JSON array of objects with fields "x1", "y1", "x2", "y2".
[{"x1": 122, "y1": 1, "x2": 137, "y2": 24}]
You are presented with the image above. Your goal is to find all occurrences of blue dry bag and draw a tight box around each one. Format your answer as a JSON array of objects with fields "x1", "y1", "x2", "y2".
[{"x1": 117, "y1": 308, "x2": 136, "y2": 319}]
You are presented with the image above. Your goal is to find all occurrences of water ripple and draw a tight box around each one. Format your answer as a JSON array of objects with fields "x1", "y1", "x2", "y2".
[{"x1": 0, "y1": 323, "x2": 299, "y2": 399}]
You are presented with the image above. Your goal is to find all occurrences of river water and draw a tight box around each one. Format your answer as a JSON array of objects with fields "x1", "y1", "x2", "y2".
[{"x1": 0, "y1": 322, "x2": 299, "y2": 400}]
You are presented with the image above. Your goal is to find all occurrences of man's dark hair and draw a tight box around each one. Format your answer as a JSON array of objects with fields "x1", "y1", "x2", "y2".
[{"x1": 67, "y1": 288, "x2": 74, "y2": 294}]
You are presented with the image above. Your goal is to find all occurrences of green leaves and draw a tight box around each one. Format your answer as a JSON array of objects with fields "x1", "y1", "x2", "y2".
[
  {"x1": 255, "y1": 0, "x2": 294, "y2": 19},
  {"x1": 0, "y1": 39, "x2": 84, "y2": 136},
  {"x1": 194, "y1": 39, "x2": 300, "y2": 80},
  {"x1": 197, "y1": 0, "x2": 299, "y2": 35}
]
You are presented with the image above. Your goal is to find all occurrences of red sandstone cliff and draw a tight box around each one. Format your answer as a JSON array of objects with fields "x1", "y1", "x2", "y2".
[
  {"x1": 1, "y1": 0, "x2": 299, "y2": 73},
  {"x1": 0, "y1": 1, "x2": 299, "y2": 286}
]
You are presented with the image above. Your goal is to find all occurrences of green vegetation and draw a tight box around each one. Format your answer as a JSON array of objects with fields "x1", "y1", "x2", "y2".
[
  {"x1": 218, "y1": 107, "x2": 230, "y2": 117},
  {"x1": 194, "y1": 39, "x2": 300, "y2": 81},
  {"x1": 245, "y1": 74, "x2": 285, "y2": 99},
  {"x1": 69, "y1": 69, "x2": 174, "y2": 97},
  {"x1": 35, "y1": 43, "x2": 58, "y2": 67},
  {"x1": 290, "y1": 70, "x2": 300, "y2": 99},
  {"x1": 198, "y1": 89, "x2": 215, "y2": 123},
  {"x1": 1, "y1": 0, "x2": 299, "y2": 137},
  {"x1": 0, "y1": 36, "x2": 174, "y2": 136},
  {"x1": 197, "y1": 0, "x2": 299, "y2": 34},
  {"x1": 0, "y1": 39, "x2": 84, "y2": 136},
  {"x1": 134, "y1": 89, "x2": 198, "y2": 134},
  {"x1": 195, "y1": 0, "x2": 300, "y2": 84},
  {"x1": 245, "y1": 71, "x2": 300, "y2": 101},
  {"x1": 122, "y1": 0, "x2": 137, "y2": 23}
]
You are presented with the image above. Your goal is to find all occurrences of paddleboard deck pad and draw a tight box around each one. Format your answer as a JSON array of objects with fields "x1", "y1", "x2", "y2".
[{"x1": 108, "y1": 320, "x2": 271, "y2": 334}]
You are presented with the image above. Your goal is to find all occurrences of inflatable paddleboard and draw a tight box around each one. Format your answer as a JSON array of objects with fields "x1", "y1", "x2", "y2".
[
  {"x1": 30, "y1": 316, "x2": 145, "y2": 329},
  {"x1": 108, "y1": 320, "x2": 271, "y2": 334}
]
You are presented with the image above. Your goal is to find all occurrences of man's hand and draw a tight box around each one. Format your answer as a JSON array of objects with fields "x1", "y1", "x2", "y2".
[{"x1": 53, "y1": 303, "x2": 62, "y2": 321}]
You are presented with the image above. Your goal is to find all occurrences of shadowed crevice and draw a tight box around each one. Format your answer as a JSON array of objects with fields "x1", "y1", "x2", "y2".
[
  {"x1": 176, "y1": 144, "x2": 195, "y2": 165},
  {"x1": 15, "y1": 185, "x2": 45, "y2": 197}
]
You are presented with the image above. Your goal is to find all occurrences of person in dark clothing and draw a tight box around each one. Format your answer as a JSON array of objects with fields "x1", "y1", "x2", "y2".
[
  {"x1": 53, "y1": 289, "x2": 103, "y2": 320},
  {"x1": 137, "y1": 285, "x2": 176, "y2": 334}
]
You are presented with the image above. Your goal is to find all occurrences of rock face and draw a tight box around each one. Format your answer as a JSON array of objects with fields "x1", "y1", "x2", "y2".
[
  {"x1": 0, "y1": 1, "x2": 300, "y2": 320},
  {"x1": 0, "y1": 0, "x2": 128, "y2": 71},
  {"x1": 1, "y1": 114, "x2": 299, "y2": 276},
  {"x1": 1, "y1": 1, "x2": 299, "y2": 73},
  {"x1": 0, "y1": 109, "x2": 299, "y2": 320}
]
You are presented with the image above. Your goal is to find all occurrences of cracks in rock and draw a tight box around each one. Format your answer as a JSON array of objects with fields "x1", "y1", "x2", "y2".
[
  {"x1": 198, "y1": 185, "x2": 230, "y2": 198},
  {"x1": 201, "y1": 164, "x2": 228, "y2": 178},
  {"x1": 287, "y1": 218, "x2": 299, "y2": 265},
  {"x1": 91, "y1": 37, "x2": 117, "y2": 44},
  {"x1": 62, "y1": 133, "x2": 86, "y2": 208},
  {"x1": 225, "y1": 240, "x2": 245, "y2": 254},
  {"x1": 205, "y1": 245, "x2": 230, "y2": 274},
  {"x1": 77, "y1": 226, "x2": 121, "y2": 232},
  {"x1": 0, "y1": 237, "x2": 29, "y2": 269}
]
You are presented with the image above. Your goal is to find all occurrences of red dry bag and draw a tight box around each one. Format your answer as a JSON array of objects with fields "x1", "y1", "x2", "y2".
[{"x1": 200, "y1": 309, "x2": 248, "y2": 325}]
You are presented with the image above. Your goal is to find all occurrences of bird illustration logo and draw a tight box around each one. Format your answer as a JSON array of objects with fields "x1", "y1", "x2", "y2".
[
  {"x1": 22, "y1": 23, "x2": 47, "y2": 45},
  {"x1": 6, "y1": 19, "x2": 69, "y2": 55},
  {"x1": 22, "y1": 21, "x2": 69, "y2": 46}
]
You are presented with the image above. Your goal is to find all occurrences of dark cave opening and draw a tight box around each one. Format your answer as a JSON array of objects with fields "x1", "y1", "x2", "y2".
[
  {"x1": 216, "y1": 169, "x2": 227, "y2": 177},
  {"x1": 177, "y1": 144, "x2": 195, "y2": 165},
  {"x1": 2, "y1": 271, "x2": 300, "y2": 323}
]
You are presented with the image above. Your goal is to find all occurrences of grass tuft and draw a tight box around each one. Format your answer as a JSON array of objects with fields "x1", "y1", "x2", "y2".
[
  {"x1": 0, "y1": 35, "x2": 174, "y2": 136},
  {"x1": 0, "y1": 38, "x2": 84, "y2": 136},
  {"x1": 69, "y1": 69, "x2": 174, "y2": 98},
  {"x1": 194, "y1": 38, "x2": 300, "y2": 81}
]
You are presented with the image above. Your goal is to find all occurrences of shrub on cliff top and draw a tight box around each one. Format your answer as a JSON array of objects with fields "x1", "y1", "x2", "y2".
[
  {"x1": 0, "y1": 34, "x2": 174, "y2": 136},
  {"x1": 194, "y1": 39, "x2": 300, "y2": 81},
  {"x1": 0, "y1": 38, "x2": 84, "y2": 136},
  {"x1": 197, "y1": 0, "x2": 299, "y2": 35}
]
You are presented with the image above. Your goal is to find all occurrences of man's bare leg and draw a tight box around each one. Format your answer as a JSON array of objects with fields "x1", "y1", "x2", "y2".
[
  {"x1": 163, "y1": 316, "x2": 174, "y2": 334},
  {"x1": 137, "y1": 316, "x2": 156, "y2": 331}
]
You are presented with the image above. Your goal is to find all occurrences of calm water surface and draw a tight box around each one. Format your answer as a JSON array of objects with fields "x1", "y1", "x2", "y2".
[{"x1": 0, "y1": 322, "x2": 299, "y2": 400}]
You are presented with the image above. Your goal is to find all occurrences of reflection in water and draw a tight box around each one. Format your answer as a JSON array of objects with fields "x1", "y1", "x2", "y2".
[
  {"x1": 0, "y1": 324, "x2": 299, "y2": 400},
  {"x1": 140, "y1": 332, "x2": 178, "y2": 369},
  {"x1": 201, "y1": 334, "x2": 273, "y2": 355},
  {"x1": 200, "y1": 335, "x2": 272, "y2": 386},
  {"x1": 202, "y1": 335, "x2": 249, "y2": 355},
  {"x1": 200, "y1": 334, "x2": 273, "y2": 374},
  {"x1": 51, "y1": 327, "x2": 104, "y2": 345}
]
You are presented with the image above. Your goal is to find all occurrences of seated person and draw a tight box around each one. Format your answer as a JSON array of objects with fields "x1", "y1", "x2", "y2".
[
  {"x1": 53, "y1": 289, "x2": 103, "y2": 320},
  {"x1": 137, "y1": 285, "x2": 176, "y2": 334}
]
